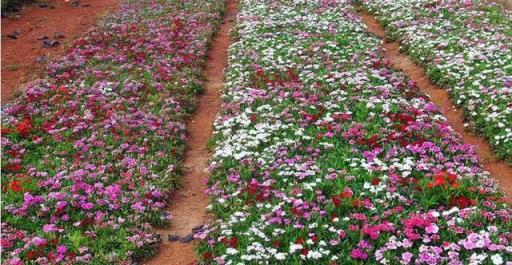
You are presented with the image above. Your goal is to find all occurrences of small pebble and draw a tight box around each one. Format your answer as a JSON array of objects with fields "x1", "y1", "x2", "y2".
[
  {"x1": 179, "y1": 234, "x2": 194, "y2": 243},
  {"x1": 54, "y1": 32, "x2": 65, "y2": 39},
  {"x1": 35, "y1": 55, "x2": 48, "y2": 64},
  {"x1": 37, "y1": 35, "x2": 48, "y2": 40},
  {"x1": 39, "y1": 2, "x2": 48, "y2": 8},
  {"x1": 7, "y1": 30, "x2": 20, "y2": 39}
]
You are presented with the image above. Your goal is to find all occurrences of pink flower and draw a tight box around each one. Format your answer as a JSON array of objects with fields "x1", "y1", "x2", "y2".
[
  {"x1": 425, "y1": 223, "x2": 439, "y2": 234},
  {"x1": 81, "y1": 202, "x2": 94, "y2": 210},
  {"x1": 43, "y1": 224, "x2": 59, "y2": 233},
  {"x1": 401, "y1": 252, "x2": 413, "y2": 264},
  {"x1": 31, "y1": 237, "x2": 46, "y2": 247},
  {"x1": 57, "y1": 245, "x2": 67, "y2": 254},
  {"x1": 350, "y1": 248, "x2": 368, "y2": 260},
  {"x1": 1, "y1": 238, "x2": 13, "y2": 248},
  {"x1": 227, "y1": 173, "x2": 240, "y2": 183}
]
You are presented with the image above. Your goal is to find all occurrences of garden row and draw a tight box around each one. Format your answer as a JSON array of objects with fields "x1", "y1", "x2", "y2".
[
  {"x1": 197, "y1": 0, "x2": 511, "y2": 264},
  {"x1": 1, "y1": 0, "x2": 223, "y2": 263},
  {"x1": 359, "y1": 0, "x2": 512, "y2": 161}
]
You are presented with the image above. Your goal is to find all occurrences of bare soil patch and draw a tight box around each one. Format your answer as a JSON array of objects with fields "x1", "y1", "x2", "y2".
[{"x1": 1, "y1": 0, "x2": 119, "y2": 103}]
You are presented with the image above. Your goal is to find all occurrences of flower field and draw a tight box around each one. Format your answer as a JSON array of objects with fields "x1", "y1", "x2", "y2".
[
  {"x1": 359, "y1": 0, "x2": 512, "y2": 161},
  {"x1": 1, "y1": 0, "x2": 223, "y2": 263},
  {"x1": 197, "y1": 0, "x2": 511, "y2": 264}
]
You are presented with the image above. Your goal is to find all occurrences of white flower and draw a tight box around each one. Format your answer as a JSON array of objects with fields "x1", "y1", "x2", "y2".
[
  {"x1": 275, "y1": 253, "x2": 286, "y2": 260},
  {"x1": 491, "y1": 254, "x2": 503, "y2": 265},
  {"x1": 306, "y1": 250, "x2": 322, "y2": 259},
  {"x1": 226, "y1": 248, "x2": 238, "y2": 255},
  {"x1": 289, "y1": 243, "x2": 303, "y2": 253}
]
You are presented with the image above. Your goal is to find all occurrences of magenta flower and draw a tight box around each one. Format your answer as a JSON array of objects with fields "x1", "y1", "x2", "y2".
[{"x1": 351, "y1": 248, "x2": 369, "y2": 260}]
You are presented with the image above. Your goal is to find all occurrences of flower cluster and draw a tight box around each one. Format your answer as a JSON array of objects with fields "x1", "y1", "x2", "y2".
[
  {"x1": 197, "y1": 0, "x2": 511, "y2": 264},
  {"x1": 1, "y1": 0, "x2": 223, "y2": 263},
  {"x1": 359, "y1": 0, "x2": 512, "y2": 161}
]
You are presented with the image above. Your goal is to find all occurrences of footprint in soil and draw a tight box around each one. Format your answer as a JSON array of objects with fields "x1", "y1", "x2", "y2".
[
  {"x1": 38, "y1": 35, "x2": 59, "y2": 48},
  {"x1": 179, "y1": 234, "x2": 194, "y2": 243},
  {"x1": 41, "y1": 39, "x2": 59, "y2": 48}
]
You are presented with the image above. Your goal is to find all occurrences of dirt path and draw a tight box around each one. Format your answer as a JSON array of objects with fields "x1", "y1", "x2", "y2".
[
  {"x1": 357, "y1": 10, "x2": 512, "y2": 197},
  {"x1": 1, "y1": 0, "x2": 119, "y2": 103},
  {"x1": 144, "y1": 1, "x2": 236, "y2": 264}
]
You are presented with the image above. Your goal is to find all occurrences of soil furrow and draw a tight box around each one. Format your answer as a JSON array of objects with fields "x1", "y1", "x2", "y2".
[{"x1": 144, "y1": 1, "x2": 236, "y2": 264}]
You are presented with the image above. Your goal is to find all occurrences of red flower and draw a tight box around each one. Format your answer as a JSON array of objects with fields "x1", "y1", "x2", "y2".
[
  {"x1": 9, "y1": 180, "x2": 23, "y2": 192},
  {"x1": 397, "y1": 113, "x2": 415, "y2": 124},
  {"x1": 449, "y1": 195, "x2": 475, "y2": 209},
  {"x1": 222, "y1": 237, "x2": 238, "y2": 248},
  {"x1": 1, "y1": 128, "x2": 14, "y2": 135},
  {"x1": 4, "y1": 163, "x2": 22, "y2": 172},
  {"x1": 332, "y1": 196, "x2": 342, "y2": 207},
  {"x1": 433, "y1": 175, "x2": 445, "y2": 187},
  {"x1": 203, "y1": 252, "x2": 213, "y2": 260},
  {"x1": 352, "y1": 199, "x2": 362, "y2": 208},
  {"x1": 250, "y1": 114, "x2": 257, "y2": 123},
  {"x1": 16, "y1": 116, "x2": 32, "y2": 137},
  {"x1": 272, "y1": 240, "x2": 282, "y2": 248},
  {"x1": 371, "y1": 178, "x2": 381, "y2": 186},
  {"x1": 300, "y1": 248, "x2": 309, "y2": 256},
  {"x1": 341, "y1": 190, "x2": 353, "y2": 198},
  {"x1": 446, "y1": 173, "x2": 457, "y2": 182},
  {"x1": 26, "y1": 250, "x2": 41, "y2": 260}
]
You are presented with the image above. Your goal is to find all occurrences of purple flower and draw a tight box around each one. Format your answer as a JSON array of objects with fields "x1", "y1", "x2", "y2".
[{"x1": 81, "y1": 202, "x2": 94, "y2": 210}]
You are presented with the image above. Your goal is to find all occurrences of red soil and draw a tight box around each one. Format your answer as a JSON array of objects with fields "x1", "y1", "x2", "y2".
[
  {"x1": 144, "y1": 1, "x2": 236, "y2": 264},
  {"x1": 488, "y1": 0, "x2": 512, "y2": 10},
  {"x1": 1, "y1": 0, "x2": 119, "y2": 104},
  {"x1": 357, "y1": 11, "x2": 512, "y2": 198}
]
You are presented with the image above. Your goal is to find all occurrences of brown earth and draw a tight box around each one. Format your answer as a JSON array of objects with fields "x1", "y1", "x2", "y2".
[
  {"x1": 144, "y1": 0, "x2": 236, "y2": 264},
  {"x1": 489, "y1": 0, "x2": 512, "y2": 10},
  {"x1": 357, "y1": 10, "x2": 512, "y2": 198},
  {"x1": 1, "y1": 0, "x2": 120, "y2": 104}
]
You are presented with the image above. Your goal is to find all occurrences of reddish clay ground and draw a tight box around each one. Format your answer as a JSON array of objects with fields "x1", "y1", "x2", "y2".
[
  {"x1": 1, "y1": 0, "x2": 119, "y2": 103},
  {"x1": 144, "y1": 1, "x2": 236, "y2": 264},
  {"x1": 489, "y1": 0, "x2": 512, "y2": 10},
  {"x1": 357, "y1": 10, "x2": 512, "y2": 198}
]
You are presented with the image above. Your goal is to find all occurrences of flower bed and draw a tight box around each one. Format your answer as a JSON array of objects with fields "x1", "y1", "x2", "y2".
[
  {"x1": 1, "y1": 0, "x2": 223, "y2": 263},
  {"x1": 359, "y1": 0, "x2": 512, "y2": 162},
  {"x1": 197, "y1": 0, "x2": 511, "y2": 264}
]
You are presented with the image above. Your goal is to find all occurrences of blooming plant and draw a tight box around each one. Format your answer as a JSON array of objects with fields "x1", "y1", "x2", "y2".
[
  {"x1": 359, "y1": 0, "x2": 512, "y2": 161},
  {"x1": 197, "y1": 0, "x2": 511, "y2": 264},
  {"x1": 1, "y1": 0, "x2": 223, "y2": 263}
]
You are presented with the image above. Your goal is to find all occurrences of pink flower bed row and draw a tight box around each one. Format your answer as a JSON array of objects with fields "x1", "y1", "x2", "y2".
[{"x1": 1, "y1": 0, "x2": 223, "y2": 264}]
